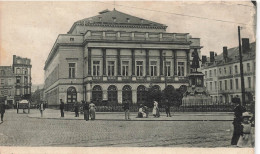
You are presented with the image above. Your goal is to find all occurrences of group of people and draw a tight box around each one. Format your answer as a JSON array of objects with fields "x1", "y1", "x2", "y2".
[
  {"x1": 231, "y1": 97, "x2": 255, "y2": 147},
  {"x1": 59, "y1": 99, "x2": 96, "y2": 120}
]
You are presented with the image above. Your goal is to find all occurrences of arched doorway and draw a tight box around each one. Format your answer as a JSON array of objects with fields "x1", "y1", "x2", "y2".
[
  {"x1": 122, "y1": 85, "x2": 132, "y2": 103},
  {"x1": 67, "y1": 86, "x2": 77, "y2": 103},
  {"x1": 92, "y1": 85, "x2": 102, "y2": 102},
  {"x1": 137, "y1": 85, "x2": 147, "y2": 104},
  {"x1": 108, "y1": 85, "x2": 118, "y2": 104}
]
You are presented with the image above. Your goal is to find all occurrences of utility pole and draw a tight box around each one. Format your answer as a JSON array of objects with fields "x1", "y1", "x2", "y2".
[{"x1": 238, "y1": 26, "x2": 246, "y2": 106}]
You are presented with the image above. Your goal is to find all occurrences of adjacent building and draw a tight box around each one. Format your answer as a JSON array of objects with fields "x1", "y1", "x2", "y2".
[
  {"x1": 201, "y1": 38, "x2": 255, "y2": 104},
  {"x1": 44, "y1": 9, "x2": 202, "y2": 105},
  {"x1": 0, "y1": 55, "x2": 32, "y2": 106}
]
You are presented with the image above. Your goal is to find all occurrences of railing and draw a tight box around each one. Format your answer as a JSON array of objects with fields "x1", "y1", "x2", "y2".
[{"x1": 84, "y1": 31, "x2": 190, "y2": 43}]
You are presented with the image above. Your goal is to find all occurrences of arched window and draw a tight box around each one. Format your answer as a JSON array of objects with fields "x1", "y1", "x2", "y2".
[
  {"x1": 67, "y1": 87, "x2": 77, "y2": 103},
  {"x1": 152, "y1": 85, "x2": 161, "y2": 91},
  {"x1": 92, "y1": 85, "x2": 102, "y2": 102},
  {"x1": 122, "y1": 85, "x2": 132, "y2": 103},
  {"x1": 137, "y1": 85, "x2": 147, "y2": 104},
  {"x1": 108, "y1": 85, "x2": 118, "y2": 103}
]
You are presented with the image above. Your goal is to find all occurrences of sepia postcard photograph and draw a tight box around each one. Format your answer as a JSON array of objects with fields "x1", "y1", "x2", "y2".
[{"x1": 0, "y1": 0, "x2": 257, "y2": 153}]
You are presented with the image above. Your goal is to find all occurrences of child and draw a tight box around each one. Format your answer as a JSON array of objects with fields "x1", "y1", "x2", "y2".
[{"x1": 237, "y1": 112, "x2": 253, "y2": 147}]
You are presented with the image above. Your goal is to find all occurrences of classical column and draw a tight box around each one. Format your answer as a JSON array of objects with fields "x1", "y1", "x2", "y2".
[
  {"x1": 88, "y1": 48, "x2": 92, "y2": 76},
  {"x1": 146, "y1": 49, "x2": 149, "y2": 76},
  {"x1": 160, "y1": 50, "x2": 163, "y2": 76},
  {"x1": 186, "y1": 49, "x2": 190, "y2": 75},
  {"x1": 131, "y1": 49, "x2": 135, "y2": 75},
  {"x1": 102, "y1": 48, "x2": 106, "y2": 76},
  {"x1": 117, "y1": 49, "x2": 121, "y2": 76},
  {"x1": 173, "y1": 50, "x2": 177, "y2": 76}
]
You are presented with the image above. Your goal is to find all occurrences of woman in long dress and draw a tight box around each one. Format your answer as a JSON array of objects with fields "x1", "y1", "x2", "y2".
[
  {"x1": 153, "y1": 100, "x2": 159, "y2": 118},
  {"x1": 89, "y1": 102, "x2": 96, "y2": 120}
]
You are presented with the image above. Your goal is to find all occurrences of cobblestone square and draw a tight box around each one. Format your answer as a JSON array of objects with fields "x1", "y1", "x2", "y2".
[{"x1": 0, "y1": 109, "x2": 235, "y2": 147}]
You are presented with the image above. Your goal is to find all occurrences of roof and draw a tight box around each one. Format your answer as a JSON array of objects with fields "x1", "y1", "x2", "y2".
[
  {"x1": 0, "y1": 66, "x2": 14, "y2": 77},
  {"x1": 203, "y1": 42, "x2": 256, "y2": 68},
  {"x1": 68, "y1": 9, "x2": 167, "y2": 33}
]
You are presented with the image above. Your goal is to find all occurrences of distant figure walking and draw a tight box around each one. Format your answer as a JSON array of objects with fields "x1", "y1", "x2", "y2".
[
  {"x1": 165, "y1": 99, "x2": 171, "y2": 117},
  {"x1": 60, "y1": 99, "x2": 65, "y2": 118},
  {"x1": 74, "y1": 101, "x2": 79, "y2": 117},
  {"x1": 0, "y1": 101, "x2": 6, "y2": 122},
  {"x1": 89, "y1": 102, "x2": 96, "y2": 120},
  {"x1": 231, "y1": 96, "x2": 246, "y2": 145},
  {"x1": 39, "y1": 102, "x2": 44, "y2": 118},
  {"x1": 123, "y1": 99, "x2": 130, "y2": 120},
  {"x1": 153, "y1": 100, "x2": 160, "y2": 118},
  {"x1": 82, "y1": 100, "x2": 89, "y2": 121}
]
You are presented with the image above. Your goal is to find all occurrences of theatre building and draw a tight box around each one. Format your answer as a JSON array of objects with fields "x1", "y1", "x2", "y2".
[{"x1": 44, "y1": 9, "x2": 202, "y2": 105}]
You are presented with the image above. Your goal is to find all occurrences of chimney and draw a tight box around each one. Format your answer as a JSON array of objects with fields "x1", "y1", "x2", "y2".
[
  {"x1": 223, "y1": 46, "x2": 228, "y2": 62},
  {"x1": 242, "y1": 38, "x2": 250, "y2": 53},
  {"x1": 202, "y1": 56, "x2": 207, "y2": 64},
  {"x1": 210, "y1": 51, "x2": 215, "y2": 63}
]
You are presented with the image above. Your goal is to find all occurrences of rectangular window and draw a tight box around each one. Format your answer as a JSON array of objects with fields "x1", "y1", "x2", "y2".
[
  {"x1": 150, "y1": 61, "x2": 157, "y2": 76},
  {"x1": 230, "y1": 79, "x2": 233, "y2": 90},
  {"x1": 214, "y1": 69, "x2": 216, "y2": 76},
  {"x1": 247, "y1": 63, "x2": 250, "y2": 72},
  {"x1": 235, "y1": 65, "x2": 238, "y2": 74},
  {"x1": 16, "y1": 77, "x2": 21, "y2": 83},
  {"x1": 136, "y1": 61, "x2": 143, "y2": 76},
  {"x1": 1, "y1": 79, "x2": 4, "y2": 85},
  {"x1": 178, "y1": 62, "x2": 185, "y2": 76},
  {"x1": 16, "y1": 88, "x2": 20, "y2": 95},
  {"x1": 205, "y1": 71, "x2": 207, "y2": 77},
  {"x1": 16, "y1": 68, "x2": 20, "y2": 74},
  {"x1": 248, "y1": 77, "x2": 251, "y2": 88},
  {"x1": 225, "y1": 80, "x2": 227, "y2": 90},
  {"x1": 165, "y1": 61, "x2": 171, "y2": 76},
  {"x1": 235, "y1": 78, "x2": 239, "y2": 89},
  {"x1": 209, "y1": 70, "x2": 212, "y2": 77},
  {"x1": 219, "y1": 81, "x2": 222, "y2": 90},
  {"x1": 210, "y1": 82, "x2": 212, "y2": 91},
  {"x1": 108, "y1": 61, "x2": 115, "y2": 76},
  {"x1": 219, "y1": 68, "x2": 222, "y2": 75},
  {"x1": 215, "y1": 81, "x2": 217, "y2": 90},
  {"x1": 93, "y1": 61, "x2": 100, "y2": 76},
  {"x1": 229, "y1": 66, "x2": 232, "y2": 74},
  {"x1": 122, "y1": 61, "x2": 129, "y2": 76},
  {"x1": 69, "y1": 63, "x2": 76, "y2": 78},
  {"x1": 24, "y1": 76, "x2": 28, "y2": 84},
  {"x1": 224, "y1": 67, "x2": 227, "y2": 74},
  {"x1": 206, "y1": 82, "x2": 208, "y2": 90}
]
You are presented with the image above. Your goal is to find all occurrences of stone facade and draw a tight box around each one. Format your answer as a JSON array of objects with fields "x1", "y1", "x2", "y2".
[
  {"x1": 201, "y1": 39, "x2": 255, "y2": 104},
  {"x1": 44, "y1": 9, "x2": 202, "y2": 105}
]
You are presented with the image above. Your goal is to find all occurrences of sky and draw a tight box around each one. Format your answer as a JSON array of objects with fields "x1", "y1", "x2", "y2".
[{"x1": 0, "y1": 1, "x2": 256, "y2": 85}]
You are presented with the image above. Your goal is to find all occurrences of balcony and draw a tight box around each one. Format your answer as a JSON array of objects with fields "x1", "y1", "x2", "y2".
[{"x1": 84, "y1": 31, "x2": 190, "y2": 43}]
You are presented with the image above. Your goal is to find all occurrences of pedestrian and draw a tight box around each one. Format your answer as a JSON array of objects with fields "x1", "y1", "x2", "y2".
[
  {"x1": 143, "y1": 105, "x2": 149, "y2": 118},
  {"x1": 237, "y1": 112, "x2": 253, "y2": 147},
  {"x1": 89, "y1": 101, "x2": 96, "y2": 120},
  {"x1": 231, "y1": 96, "x2": 246, "y2": 145},
  {"x1": 0, "y1": 101, "x2": 6, "y2": 122},
  {"x1": 137, "y1": 104, "x2": 145, "y2": 118},
  {"x1": 82, "y1": 100, "x2": 89, "y2": 121},
  {"x1": 60, "y1": 99, "x2": 65, "y2": 118},
  {"x1": 39, "y1": 102, "x2": 44, "y2": 118},
  {"x1": 123, "y1": 99, "x2": 130, "y2": 120},
  {"x1": 74, "y1": 101, "x2": 79, "y2": 117},
  {"x1": 152, "y1": 100, "x2": 160, "y2": 118},
  {"x1": 165, "y1": 99, "x2": 171, "y2": 117}
]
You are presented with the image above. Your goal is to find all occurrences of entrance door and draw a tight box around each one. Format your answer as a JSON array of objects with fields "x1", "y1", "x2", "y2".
[{"x1": 67, "y1": 87, "x2": 77, "y2": 103}]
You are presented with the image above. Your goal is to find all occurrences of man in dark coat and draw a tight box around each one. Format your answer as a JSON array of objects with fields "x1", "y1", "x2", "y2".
[
  {"x1": 74, "y1": 101, "x2": 79, "y2": 117},
  {"x1": 60, "y1": 99, "x2": 65, "y2": 117},
  {"x1": 82, "y1": 100, "x2": 89, "y2": 121},
  {"x1": 123, "y1": 99, "x2": 130, "y2": 120},
  {"x1": 231, "y1": 96, "x2": 246, "y2": 145},
  {"x1": 165, "y1": 99, "x2": 171, "y2": 117},
  {"x1": 0, "y1": 101, "x2": 6, "y2": 122}
]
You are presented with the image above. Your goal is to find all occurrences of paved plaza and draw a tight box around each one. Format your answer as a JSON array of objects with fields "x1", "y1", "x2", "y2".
[{"x1": 0, "y1": 109, "x2": 235, "y2": 147}]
